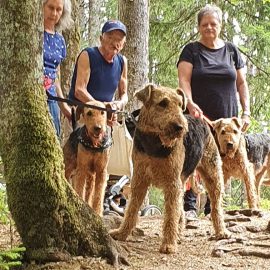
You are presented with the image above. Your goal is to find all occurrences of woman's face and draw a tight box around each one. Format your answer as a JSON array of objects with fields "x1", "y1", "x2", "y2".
[
  {"x1": 198, "y1": 14, "x2": 221, "y2": 40},
  {"x1": 43, "y1": 0, "x2": 64, "y2": 28}
]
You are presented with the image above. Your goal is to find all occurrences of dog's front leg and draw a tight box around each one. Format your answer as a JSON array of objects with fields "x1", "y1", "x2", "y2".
[
  {"x1": 85, "y1": 172, "x2": 95, "y2": 207},
  {"x1": 160, "y1": 183, "x2": 182, "y2": 254},
  {"x1": 110, "y1": 173, "x2": 149, "y2": 241},
  {"x1": 73, "y1": 168, "x2": 87, "y2": 201},
  {"x1": 92, "y1": 170, "x2": 107, "y2": 216}
]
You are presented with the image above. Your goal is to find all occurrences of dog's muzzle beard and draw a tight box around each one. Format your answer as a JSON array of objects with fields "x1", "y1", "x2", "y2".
[{"x1": 219, "y1": 141, "x2": 237, "y2": 158}]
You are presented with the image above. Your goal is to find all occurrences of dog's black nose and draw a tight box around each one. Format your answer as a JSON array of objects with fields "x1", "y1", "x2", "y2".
[
  {"x1": 172, "y1": 123, "x2": 183, "y2": 132},
  {"x1": 227, "y1": 142, "x2": 234, "y2": 149},
  {"x1": 94, "y1": 126, "x2": 102, "y2": 133}
]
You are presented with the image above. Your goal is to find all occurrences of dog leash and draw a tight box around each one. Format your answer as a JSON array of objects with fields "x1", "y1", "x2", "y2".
[
  {"x1": 46, "y1": 92, "x2": 117, "y2": 113},
  {"x1": 202, "y1": 115, "x2": 213, "y2": 128}
]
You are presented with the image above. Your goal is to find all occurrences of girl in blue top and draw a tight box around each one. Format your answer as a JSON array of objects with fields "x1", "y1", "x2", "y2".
[{"x1": 43, "y1": 0, "x2": 73, "y2": 138}]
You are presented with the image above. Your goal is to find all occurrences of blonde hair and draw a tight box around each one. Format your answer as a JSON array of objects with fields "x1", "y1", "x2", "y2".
[
  {"x1": 43, "y1": 0, "x2": 73, "y2": 31},
  {"x1": 197, "y1": 4, "x2": 223, "y2": 26}
]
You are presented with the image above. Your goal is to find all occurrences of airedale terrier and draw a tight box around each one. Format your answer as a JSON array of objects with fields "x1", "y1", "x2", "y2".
[
  {"x1": 110, "y1": 84, "x2": 229, "y2": 253},
  {"x1": 212, "y1": 117, "x2": 270, "y2": 208},
  {"x1": 63, "y1": 101, "x2": 112, "y2": 216}
]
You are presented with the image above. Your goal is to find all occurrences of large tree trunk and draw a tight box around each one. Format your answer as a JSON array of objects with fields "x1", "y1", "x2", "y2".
[
  {"x1": 0, "y1": 0, "x2": 124, "y2": 266},
  {"x1": 61, "y1": 0, "x2": 81, "y2": 97},
  {"x1": 88, "y1": 0, "x2": 103, "y2": 46},
  {"x1": 119, "y1": 0, "x2": 149, "y2": 110}
]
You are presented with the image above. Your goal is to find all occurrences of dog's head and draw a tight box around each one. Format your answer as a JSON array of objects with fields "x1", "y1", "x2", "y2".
[
  {"x1": 212, "y1": 117, "x2": 242, "y2": 158},
  {"x1": 134, "y1": 84, "x2": 188, "y2": 147},
  {"x1": 80, "y1": 101, "x2": 108, "y2": 147}
]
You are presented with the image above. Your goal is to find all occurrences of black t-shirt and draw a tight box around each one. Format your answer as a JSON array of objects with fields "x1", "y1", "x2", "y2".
[{"x1": 177, "y1": 42, "x2": 244, "y2": 120}]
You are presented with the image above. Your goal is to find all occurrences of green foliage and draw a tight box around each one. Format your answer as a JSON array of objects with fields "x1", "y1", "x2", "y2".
[
  {"x1": 0, "y1": 186, "x2": 9, "y2": 225},
  {"x1": 149, "y1": 186, "x2": 164, "y2": 211},
  {"x1": 0, "y1": 247, "x2": 25, "y2": 270}
]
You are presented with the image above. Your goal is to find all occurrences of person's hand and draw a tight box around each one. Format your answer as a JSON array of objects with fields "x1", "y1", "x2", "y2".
[
  {"x1": 187, "y1": 100, "x2": 203, "y2": 119},
  {"x1": 105, "y1": 102, "x2": 118, "y2": 126},
  {"x1": 241, "y1": 114, "x2": 250, "y2": 132}
]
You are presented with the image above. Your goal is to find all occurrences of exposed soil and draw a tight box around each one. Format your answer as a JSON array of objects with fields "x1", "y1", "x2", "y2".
[{"x1": 1, "y1": 211, "x2": 270, "y2": 270}]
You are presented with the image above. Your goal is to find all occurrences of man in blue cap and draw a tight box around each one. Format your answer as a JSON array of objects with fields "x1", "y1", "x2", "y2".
[{"x1": 69, "y1": 20, "x2": 128, "y2": 125}]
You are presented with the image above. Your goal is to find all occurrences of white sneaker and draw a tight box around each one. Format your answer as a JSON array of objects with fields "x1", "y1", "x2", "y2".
[{"x1": 185, "y1": 210, "x2": 198, "y2": 221}]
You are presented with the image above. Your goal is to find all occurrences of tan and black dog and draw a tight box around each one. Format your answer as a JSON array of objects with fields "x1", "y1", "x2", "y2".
[
  {"x1": 212, "y1": 117, "x2": 270, "y2": 208},
  {"x1": 110, "y1": 84, "x2": 229, "y2": 254},
  {"x1": 63, "y1": 101, "x2": 112, "y2": 216}
]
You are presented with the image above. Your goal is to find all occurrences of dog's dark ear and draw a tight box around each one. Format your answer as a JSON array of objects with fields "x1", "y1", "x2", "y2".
[
  {"x1": 176, "y1": 88, "x2": 187, "y2": 111},
  {"x1": 134, "y1": 84, "x2": 155, "y2": 104},
  {"x1": 231, "y1": 117, "x2": 242, "y2": 129},
  {"x1": 212, "y1": 118, "x2": 224, "y2": 131},
  {"x1": 76, "y1": 106, "x2": 84, "y2": 121}
]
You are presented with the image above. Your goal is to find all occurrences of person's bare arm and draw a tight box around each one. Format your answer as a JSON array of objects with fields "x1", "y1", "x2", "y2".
[
  {"x1": 177, "y1": 61, "x2": 203, "y2": 118},
  {"x1": 74, "y1": 51, "x2": 95, "y2": 103},
  {"x1": 236, "y1": 68, "x2": 250, "y2": 131},
  {"x1": 55, "y1": 67, "x2": 71, "y2": 120}
]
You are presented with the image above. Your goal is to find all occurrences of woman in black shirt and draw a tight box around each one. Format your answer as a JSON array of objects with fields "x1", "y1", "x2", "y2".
[{"x1": 177, "y1": 4, "x2": 250, "y2": 219}]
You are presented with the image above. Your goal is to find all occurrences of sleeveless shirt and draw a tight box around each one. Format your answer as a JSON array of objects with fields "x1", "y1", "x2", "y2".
[{"x1": 69, "y1": 47, "x2": 124, "y2": 102}]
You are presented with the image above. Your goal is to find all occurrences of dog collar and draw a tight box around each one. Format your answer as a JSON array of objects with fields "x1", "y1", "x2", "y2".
[
  {"x1": 134, "y1": 128, "x2": 174, "y2": 158},
  {"x1": 78, "y1": 126, "x2": 112, "y2": 152}
]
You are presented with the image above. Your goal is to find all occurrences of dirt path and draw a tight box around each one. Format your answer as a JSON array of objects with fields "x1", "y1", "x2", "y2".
[{"x1": 1, "y1": 211, "x2": 270, "y2": 270}]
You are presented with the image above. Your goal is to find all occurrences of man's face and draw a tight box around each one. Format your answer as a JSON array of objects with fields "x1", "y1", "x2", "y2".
[{"x1": 101, "y1": 30, "x2": 126, "y2": 57}]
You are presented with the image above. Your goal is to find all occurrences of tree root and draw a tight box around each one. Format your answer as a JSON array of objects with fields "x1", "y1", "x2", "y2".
[
  {"x1": 225, "y1": 209, "x2": 263, "y2": 217},
  {"x1": 239, "y1": 249, "x2": 270, "y2": 258}
]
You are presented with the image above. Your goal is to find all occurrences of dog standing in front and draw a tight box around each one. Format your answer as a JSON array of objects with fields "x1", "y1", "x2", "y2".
[
  {"x1": 212, "y1": 117, "x2": 270, "y2": 208},
  {"x1": 110, "y1": 84, "x2": 229, "y2": 254},
  {"x1": 63, "y1": 101, "x2": 112, "y2": 216}
]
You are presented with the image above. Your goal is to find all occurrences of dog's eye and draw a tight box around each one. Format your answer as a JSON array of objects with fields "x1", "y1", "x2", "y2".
[
  {"x1": 87, "y1": 111, "x2": 93, "y2": 117},
  {"x1": 101, "y1": 111, "x2": 105, "y2": 115},
  {"x1": 221, "y1": 130, "x2": 226, "y2": 135},
  {"x1": 233, "y1": 129, "x2": 238, "y2": 134},
  {"x1": 158, "y1": 98, "x2": 169, "y2": 108}
]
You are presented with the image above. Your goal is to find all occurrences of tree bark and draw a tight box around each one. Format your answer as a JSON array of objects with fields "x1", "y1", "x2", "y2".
[
  {"x1": 119, "y1": 0, "x2": 149, "y2": 110},
  {"x1": 0, "y1": 0, "x2": 125, "y2": 266},
  {"x1": 61, "y1": 0, "x2": 81, "y2": 97},
  {"x1": 88, "y1": 0, "x2": 103, "y2": 46}
]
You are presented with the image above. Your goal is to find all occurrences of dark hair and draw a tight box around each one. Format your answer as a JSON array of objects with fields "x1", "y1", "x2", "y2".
[{"x1": 197, "y1": 4, "x2": 222, "y2": 26}]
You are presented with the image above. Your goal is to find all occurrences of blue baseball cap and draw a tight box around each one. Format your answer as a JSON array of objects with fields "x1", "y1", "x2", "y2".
[{"x1": 102, "y1": 20, "x2": 127, "y2": 35}]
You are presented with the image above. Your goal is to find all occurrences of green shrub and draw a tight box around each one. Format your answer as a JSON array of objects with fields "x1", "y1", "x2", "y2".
[
  {"x1": 149, "y1": 186, "x2": 164, "y2": 211},
  {"x1": 0, "y1": 186, "x2": 9, "y2": 225},
  {"x1": 0, "y1": 247, "x2": 25, "y2": 270}
]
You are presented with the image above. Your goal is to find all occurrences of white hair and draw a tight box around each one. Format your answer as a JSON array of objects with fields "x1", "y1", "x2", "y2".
[
  {"x1": 42, "y1": 0, "x2": 73, "y2": 31},
  {"x1": 197, "y1": 4, "x2": 223, "y2": 26}
]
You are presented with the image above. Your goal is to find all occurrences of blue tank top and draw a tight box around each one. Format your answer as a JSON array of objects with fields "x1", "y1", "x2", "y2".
[{"x1": 69, "y1": 47, "x2": 124, "y2": 102}]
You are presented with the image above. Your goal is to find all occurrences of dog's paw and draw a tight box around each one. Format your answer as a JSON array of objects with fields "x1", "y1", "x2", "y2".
[
  {"x1": 109, "y1": 229, "x2": 128, "y2": 241},
  {"x1": 215, "y1": 229, "x2": 232, "y2": 240},
  {"x1": 159, "y1": 243, "x2": 177, "y2": 254}
]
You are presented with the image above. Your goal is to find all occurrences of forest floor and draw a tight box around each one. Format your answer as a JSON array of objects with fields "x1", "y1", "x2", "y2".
[{"x1": 1, "y1": 209, "x2": 270, "y2": 270}]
